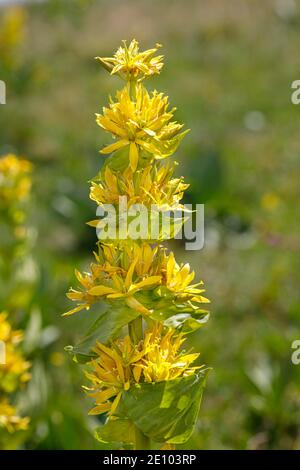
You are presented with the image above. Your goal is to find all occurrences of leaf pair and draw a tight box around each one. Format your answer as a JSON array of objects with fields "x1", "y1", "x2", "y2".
[{"x1": 95, "y1": 369, "x2": 210, "y2": 447}]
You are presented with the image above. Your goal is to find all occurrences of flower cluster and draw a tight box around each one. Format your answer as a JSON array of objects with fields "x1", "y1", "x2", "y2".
[
  {"x1": 0, "y1": 154, "x2": 32, "y2": 444},
  {"x1": 65, "y1": 40, "x2": 210, "y2": 449},
  {"x1": 85, "y1": 323, "x2": 201, "y2": 416},
  {"x1": 0, "y1": 154, "x2": 32, "y2": 206},
  {"x1": 96, "y1": 39, "x2": 163, "y2": 81},
  {"x1": 65, "y1": 241, "x2": 209, "y2": 317},
  {"x1": 0, "y1": 399, "x2": 29, "y2": 434},
  {"x1": 0, "y1": 154, "x2": 34, "y2": 308},
  {"x1": 0, "y1": 7, "x2": 27, "y2": 70},
  {"x1": 97, "y1": 84, "x2": 188, "y2": 172},
  {"x1": 0, "y1": 312, "x2": 30, "y2": 433},
  {"x1": 89, "y1": 163, "x2": 188, "y2": 211}
]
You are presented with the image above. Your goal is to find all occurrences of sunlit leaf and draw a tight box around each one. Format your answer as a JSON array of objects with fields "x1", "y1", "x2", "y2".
[{"x1": 121, "y1": 368, "x2": 210, "y2": 444}]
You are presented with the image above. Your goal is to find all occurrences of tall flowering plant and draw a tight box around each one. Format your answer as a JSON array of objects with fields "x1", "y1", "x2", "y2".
[
  {"x1": 0, "y1": 154, "x2": 32, "y2": 448},
  {"x1": 64, "y1": 40, "x2": 210, "y2": 450},
  {"x1": 0, "y1": 312, "x2": 30, "y2": 440},
  {"x1": 0, "y1": 154, "x2": 33, "y2": 296}
]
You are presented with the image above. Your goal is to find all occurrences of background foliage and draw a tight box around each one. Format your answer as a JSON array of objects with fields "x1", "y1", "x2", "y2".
[{"x1": 0, "y1": 0, "x2": 300, "y2": 449}]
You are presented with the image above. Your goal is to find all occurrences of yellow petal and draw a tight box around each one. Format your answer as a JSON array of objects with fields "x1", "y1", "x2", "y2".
[
  {"x1": 94, "y1": 388, "x2": 117, "y2": 404},
  {"x1": 86, "y1": 219, "x2": 101, "y2": 227},
  {"x1": 133, "y1": 365, "x2": 142, "y2": 383},
  {"x1": 125, "y1": 296, "x2": 150, "y2": 315},
  {"x1": 129, "y1": 275, "x2": 161, "y2": 293},
  {"x1": 88, "y1": 285, "x2": 118, "y2": 296},
  {"x1": 110, "y1": 392, "x2": 122, "y2": 415},
  {"x1": 124, "y1": 256, "x2": 138, "y2": 290},
  {"x1": 88, "y1": 403, "x2": 111, "y2": 415},
  {"x1": 100, "y1": 139, "x2": 129, "y2": 155},
  {"x1": 62, "y1": 304, "x2": 89, "y2": 317},
  {"x1": 129, "y1": 142, "x2": 139, "y2": 172}
]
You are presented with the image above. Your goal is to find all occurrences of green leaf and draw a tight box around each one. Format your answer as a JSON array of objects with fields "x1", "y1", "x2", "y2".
[
  {"x1": 121, "y1": 368, "x2": 210, "y2": 444},
  {"x1": 95, "y1": 418, "x2": 135, "y2": 449},
  {"x1": 102, "y1": 146, "x2": 130, "y2": 172},
  {"x1": 66, "y1": 303, "x2": 139, "y2": 363},
  {"x1": 154, "y1": 130, "x2": 189, "y2": 159},
  {"x1": 164, "y1": 312, "x2": 210, "y2": 333},
  {"x1": 138, "y1": 290, "x2": 210, "y2": 333}
]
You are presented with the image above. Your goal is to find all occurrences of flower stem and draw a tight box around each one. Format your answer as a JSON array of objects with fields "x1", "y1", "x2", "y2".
[
  {"x1": 128, "y1": 316, "x2": 151, "y2": 450},
  {"x1": 129, "y1": 79, "x2": 137, "y2": 101},
  {"x1": 128, "y1": 315, "x2": 143, "y2": 343},
  {"x1": 135, "y1": 426, "x2": 151, "y2": 450}
]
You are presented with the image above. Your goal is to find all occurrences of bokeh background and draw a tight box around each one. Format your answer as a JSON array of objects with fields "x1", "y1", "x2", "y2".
[{"x1": 1, "y1": 0, "x2": 300, "y2": 449}]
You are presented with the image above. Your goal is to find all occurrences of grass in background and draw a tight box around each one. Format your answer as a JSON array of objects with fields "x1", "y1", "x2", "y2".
[{"x1": 0, "y1": 0, "x2": 299, "y2": 449}]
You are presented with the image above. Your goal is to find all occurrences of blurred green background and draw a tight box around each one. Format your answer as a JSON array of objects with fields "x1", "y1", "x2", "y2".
[{"x1": 0, "y1": 0, "x2": 300, "y2": 449}]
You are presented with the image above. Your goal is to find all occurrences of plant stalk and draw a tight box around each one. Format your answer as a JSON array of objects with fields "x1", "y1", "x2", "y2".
[
  {"x1": 128, "y1": 315, "x2": 151, "y2": 450},
  {"x1": 135, "y1": 426, "x2": 151, "y2": 450},
  {"x1": 128, "y1": 315, "x2": 143, "y2": 344}
]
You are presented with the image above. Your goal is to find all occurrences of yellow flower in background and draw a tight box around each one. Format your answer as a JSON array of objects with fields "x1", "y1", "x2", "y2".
[
  {"x1": 50, "y1": 351, "x2": 65, "y2": 367},
  {"x1": 0, "y1": 398, "x2": 29, "y2": 433},
  {"x1": 0, "y1": 7, "x2": 27, "y2": 69},
  {"x1": 261, "y1": 192, "x2": 280, "y2": 211},
  {"x1": 96, "y1": 39, "x2": 163, "y2": 81},
  {"x1": 0, "y1": 312, "x2": 22, "y2": 345},
  {"x1": 0, "y1": 154, "x2": 32, "y2": 205},
  {"x1": 96, "y1": 84, "x2": 188, "y2": 171},
  {"x1": 85, "y1": 324, "x2": 200, "y2": 416},
  {"x1": 90, "y1": 162, "x2": 188, "y2": 211},
  {"x1": 0, "y1": 312, "x2": 31, "y2": 394},
  {"x1": 0, "y1": 313, "x2": 30, "y2": 435},
  {"x1": 0, "y1": 7, "x2": 26, "y2": 48}
]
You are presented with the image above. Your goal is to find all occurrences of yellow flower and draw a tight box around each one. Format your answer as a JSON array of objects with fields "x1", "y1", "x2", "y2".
[
  {"x1": 0, "y1": 313, "x2": 30, "y2": 434},
  {"x1": 134, "y1": 323, "x2": 201, "y2": 383},
  {"x1": 96, "y1": 39, "x2": 163, "y2": 81},
  {"x1": 0, "y1": 398, "x2": 29, "y2": 433},
  {"x1": 0, "y1": 312, "x2": 31, "y2": 394},
  {"x1": 64, "y1": 242, "x2": 162, "y2": 316},
  {"x1": 163, "y1": 252, "x2": 210, "y2": 305},
  {"x1": 64, "y1": 243, "x2": 209, "y2": 317},
  {"x1": 85, "y1": 336, "x2": 149, "y2": 416},
  {"x1": 0, "y1": 312, "x2": 22, "y2": 344},
  {"x1": 85, "y1": 324, "x2": 200, "y2": 416},
  {"x1": 0, "y1": 7, "x2": 27, "y2": 69},
  {"x1": 261, "y1": 192, "x2": 280, "y2": 211},
  {"x1": 0, "y1": 154, "x2": 32, "y2": 205},
  {"x1": 50, "y1": 351, "x2": 65, "y2": 367},
  {"x1": 89, "y1": 162, "x2": 188, "y2": 211},
  {"x1": 96, "y1": 84, "x2": 188, "y2": 171}
]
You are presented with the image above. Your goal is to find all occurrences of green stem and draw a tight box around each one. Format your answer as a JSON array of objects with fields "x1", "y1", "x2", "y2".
[
  {"x1": 135, "y1": 426, "x2": 151, "y2": 450},
  {"x1": 128, "y1": 315, "x2": 151, "y2": 450},
  {"x1": 128, "y1": 315, "x2": 143, "y2": 344},
  {"x1": 129, "y1": 79, "x2": 137, "y2": 101}
]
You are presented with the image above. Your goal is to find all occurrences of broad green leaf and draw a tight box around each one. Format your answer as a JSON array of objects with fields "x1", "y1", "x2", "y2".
[
  {"x1": 138, "y1": 289, "x2": 210, "y2": 333},
  {"x1": 153, "y1": 130, "x2": 189, "y2": 159},
  {"x1": 121, "y1": 368, "x2": 210, "y2": 444},
  {"x1": 163, "y1": 312, "x2": 210, "y2": 333},
  {"x1": 95, "y1": 418, "x2": 135, "y2": 449},
  {"x1": 102, "y1": 147, "x2": 130, "y2": 172},
  {"x1": 66, "y1": 303, "x2": 139, "y2": 363}
]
